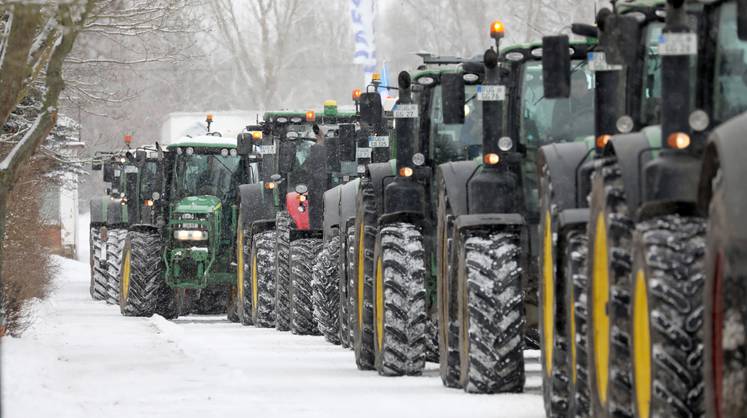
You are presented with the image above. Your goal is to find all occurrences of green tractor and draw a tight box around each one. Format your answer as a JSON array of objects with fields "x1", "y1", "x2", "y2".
[
  {"x1": 118, "y1": 128, "x2": 257, "y2": 319},
  {"x1": 564, "y1": 1, "x2": 747, "y2": 417},
  {"x1": 432, "y1": 25, "x2": 596, "y2": 394}
]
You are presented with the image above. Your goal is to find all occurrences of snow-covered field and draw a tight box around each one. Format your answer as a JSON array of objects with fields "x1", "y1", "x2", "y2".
[{"x1": 2, "y1": 217, "x2": 544, "y2": 418}]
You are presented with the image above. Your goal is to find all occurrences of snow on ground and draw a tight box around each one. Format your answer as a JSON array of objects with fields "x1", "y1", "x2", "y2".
[{"x1": 3, "y1": 229, "x2": 544, "y2": 418}]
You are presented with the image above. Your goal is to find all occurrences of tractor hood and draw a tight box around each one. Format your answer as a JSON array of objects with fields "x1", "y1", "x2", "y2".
[{"x1": 173, "y1": 195, "x2": 222, "y2": 215}]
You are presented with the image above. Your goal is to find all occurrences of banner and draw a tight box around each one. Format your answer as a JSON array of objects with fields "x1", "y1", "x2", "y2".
[{"x1": 350, "y1": 0, "x2": 377, "y2": 82}]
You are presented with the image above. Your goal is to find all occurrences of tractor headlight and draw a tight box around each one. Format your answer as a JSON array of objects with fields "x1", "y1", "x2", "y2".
[
  {"x1": 498, "y1": 137, "x2": 513, "y2": 152},
  {"x1": 173, "y1": 230, "x2": 208, "y2": 241}
]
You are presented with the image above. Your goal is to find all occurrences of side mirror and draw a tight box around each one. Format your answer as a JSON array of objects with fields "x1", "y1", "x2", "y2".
[
  {"x1": 571, "y1": 23, "x2": 599, "y2": 39},
  {"x1": 441, "y1": 73, "x2": 465, "y2": 124},
  {"x1": 360, "y1": 92, "x2": 383, "y2": 129},
  {"x1": 278, "y1": 141, "x2": 296, "y2": 174},
  {"x1": 603, "y1": 14, "x2": 642, "y2": 66},
  {"x1": 739, "y1": 0, "x2": 747, "y2": 41},
  {"x1": 237, "y1": 133, "x2": 253, "y2": 155},
  {"x1": 103, "y1": 163, "x2": 114, "y2": 183},
  {"x1": 542, "y1": 35, "x2": 571, "y2": 99}
]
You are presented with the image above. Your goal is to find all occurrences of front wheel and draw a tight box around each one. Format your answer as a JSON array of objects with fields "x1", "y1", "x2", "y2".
[
  {"x1": 106, "y1": 228, "x2": 127, "y2": 305},
  {"x1": 289, "y1": 238, "x2": 322, "y2": 335},
  {"x1": 119, "y1": 230, "x2": 167, "y2": 317},
  {"x1": 275, "y1": 211, "x2": 292, "y2": 331},
  {"x1": 373, "y1": 222, "x2": 427, "y2": 376},
  {"x1": 313, "y1": 234, "x2": 342, "y2": 344},
  {"x1": 458, "y1": 230, "x2": 525, "y2": 394}
]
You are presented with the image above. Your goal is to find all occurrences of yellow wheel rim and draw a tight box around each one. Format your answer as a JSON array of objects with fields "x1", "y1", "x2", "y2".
[
  {"x1": 122, "y1": 246, "x2": 131, "y2": 300},
  {"x1": 592, "y1": 213, "x2": 611, "y2": 406},
  {"x1": 633, "y1": 269, "x2": 651, "y2": 418},
  {"x1": 570, "y1": 277, "x2": 577, "y2": 384},
  {"x1": 357, "y1": 222, "x2": 365, "y2": 330},
  {"x1": 376, "y1": 256, "x2": 384, "y2": 350},
  {"x1": 237, "y1": 227, "x2": 244, "y2": 303},
  {"x1": 252, "y1": 254, "x2": 259, "y2": 314},
  {"x1": 542, "y1": 210, "x2": 555, "y2": 375}
]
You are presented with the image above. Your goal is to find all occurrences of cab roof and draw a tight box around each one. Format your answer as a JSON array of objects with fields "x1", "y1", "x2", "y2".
[{"x1": 167, "y1": 135, "x2": 237, "y2": 149}]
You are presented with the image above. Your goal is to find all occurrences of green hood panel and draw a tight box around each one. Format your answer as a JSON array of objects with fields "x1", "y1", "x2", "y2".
[{"x1": 174, "y1": 195, "x2": 222, "y2": 214}]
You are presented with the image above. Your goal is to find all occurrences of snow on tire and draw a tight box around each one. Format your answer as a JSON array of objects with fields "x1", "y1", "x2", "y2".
[
  {"x1": 275, "y1": 211, "x2": 292, "y2": 331},
  {"x1": 251, "y1": 230, "x2": 277, "y2": 327},
  {"x1": 119, "y1": 230, "x2": 165, "y2": 317},
  {"x1": 373, "y1": 222, "x2": 427, "y2": 376},
  {"x1": 290, "y1": 238, "x2": 322, "y2": 335},
  {"x1": 89, "y1": 227, "x2": 108, "y2": 301},
  {"x1": 105, "y1": 228, "x2": 127, "y2": 305},
  {"x1": 458, "y1": 231, "x2": 525, "y2": 394},
  {"x1": 313, "y1": 235, "x2": 341, "y2": 345}
]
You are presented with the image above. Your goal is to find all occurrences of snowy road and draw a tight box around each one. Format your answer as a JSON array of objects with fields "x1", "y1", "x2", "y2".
[{"x1": 2, "y1": 256, "x2": 544, "y2": 418}]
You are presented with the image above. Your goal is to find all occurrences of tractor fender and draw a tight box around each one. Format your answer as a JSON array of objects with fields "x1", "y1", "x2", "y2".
[
  {"x1": 698, "y1": 112, "x2": 747, "y2": 242},
  {"x1": 454, "y1": 213, "x2": 524, "y2": 234},
  {"x1": 323, "y1": 185, "x2": 343, "y2": 240},
  {"x1": 89, "y1": 197, "x2": 109, "y2": 226},
  {"x1": 339, "y1": 178, "x2": 360, "y2": 226},
  {"x1": 106, "y1": 199, "x2": 127, "y2": 227},
  {"x1": 537, "y1": 141, "x2": 593, "y2": 211},
  {"x1": 557, "y1": 208, "x2": 590, "y2": 233},
  {"x1": 238, "y1": 183, "x2": 275, "y2": 229},
  {"x1": 603, "y1": 126, "x2": 661, "y2": 212},
  {"x1": 437, "y1": 161, "x2": 479, "y2": 218},
  {"x1": 366, "y1": 160, "x2": 396, "y2": 216}
]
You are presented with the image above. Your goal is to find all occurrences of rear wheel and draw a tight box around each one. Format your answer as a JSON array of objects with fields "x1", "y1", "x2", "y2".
[
  {"x1": 192, "y1": 286, "x2": 228, "y2": 314},
  {"x1": 373, "y1": 222, "x2": 427, "y2": 376},
  {"x1": 289, "y1": 238, "x2": 322, "y2": 335},
  {"x1": 275, "y1": 211, "x2": 292, "y2": 331},
  {"x1": 338, "y1": 224, "x2": 355, "y2": 348},
  {"x1": 119, "y1": 230, "x2": 167, "y2": 317},
  {"x1": 353, "y1": 177, "x2": 377, "y2": 370},
  {"x1": 630, "y1": 215, "x2": 705, "y2": 418},
  {"x1": 458, "y1": 230, "x2": 525, "y2": 393},
  {"x1": 436, "y1": 180, "x2": 461, "y2": 388},
  {"x1": 587, "y1": 157, "x2": 634, "y2": 418},
  {"x1": 105, "y1": 228, "x2": 127, "y2": 305},
  {"x1": 313, "y1": 234, "x2": 342, "y2": 344},
  {"x1": 235, "y1": 222, "x2": 252, "y2": 325},
  {"x1": 704, "y1": 177, "x2": 747, "y2": 418},
  {"x1": 90, "y1": 227, "x2": 108, "y2": 301},
  {"x1": 251, "y1": 230, "x2": 276, "y2": 327}
]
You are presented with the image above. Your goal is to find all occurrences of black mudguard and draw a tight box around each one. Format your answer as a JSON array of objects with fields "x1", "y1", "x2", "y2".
[
  {"x1": 603, "y1": 127, "x2": 658, "y2": 211},
  {"x1": 340, "y1": 179, "x2": 359, "y2": 229},
  {"x1": 366, "y1": 160, "x2": 395, "y2": 217},
  {"x1": 239, "y1": 182, "x2": 276, "y2": 230},
  {"x1": 323, "y1": 185, "x2": 343, "y2": 241},
  {"x1": 699, "y1": 113, "x2": 747, "y2": 243},
  {"x1": 90, "y1": 197, "x2": 109, "y2": 227},
  {"x1": 557, "y1": 208, "x2": 590, "y2": 233},
  {"x1": 537, "y1": 141, "x2": 593, "y2": 210},
  {"x1": 106, "y1": 199, "x2": 127, "y2": 228},
  {"x1": 437, "y1": 161, "x2": 479, "y2": 218},
  {"x1": 454, "y1": 213, "x2": 524, "y2": 233}
]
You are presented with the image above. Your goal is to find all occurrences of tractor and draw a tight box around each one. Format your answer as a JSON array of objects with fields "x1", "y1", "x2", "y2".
[
  {"x1": 568, "y1": 1, "x2": 747, "y2": 417},
  {"x1": 432, "y1": 22, "x2": 597, "y2": 395},
  {"x1": 118, "y1": 122, "x2": 258, "y2": 319}
]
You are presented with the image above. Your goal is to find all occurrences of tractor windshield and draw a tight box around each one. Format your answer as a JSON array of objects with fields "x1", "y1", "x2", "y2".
[
  {"x1": 172, "y1": 151, "x2": 241, "y2": 201},
  {"x1": 713, "y1": 2, "x2": 747, "y2": 123},
  {"x1": 430, "y1": 84, "x2": 484, "y2": 164},
  {"x1": 640, "y1": 22, "x2": 665, "y2": 126},
  {"x1": 520, "y1": 59, "x2": 594, "y2": 148},
  {"x1": 140, "y1": 161, "x2": 159, "y2": 197}
]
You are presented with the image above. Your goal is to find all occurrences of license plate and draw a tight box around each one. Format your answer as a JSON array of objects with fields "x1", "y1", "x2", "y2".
[
  {"x1": 393, "y1": 104, "x2": 418, "y2": 118},
  {"x1": 258, "y1": 145, "x2": 276, "y2": 155},
  {"x1": 587, "y1": 52, "x2": 622, "y2": 72},
  {"x1": 658, "y1": 33, "x2": 697, "y2": 56},
  {"x1": 356, "y1": 147, "x2": 372, "y2": 159},
  {"x1": 477, "y1": 85, "x2": 506, "y2": 101},
  {"x1": 182, "y1": 223, "x2": 199, "y2": 229},
  {"x1": 368, "y1": 136, "x2": 389, "y2": 148}
]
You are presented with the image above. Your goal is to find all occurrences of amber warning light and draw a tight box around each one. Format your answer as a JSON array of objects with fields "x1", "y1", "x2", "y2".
[{"x1": 491, "y1": 21, "x2": 505, "y2": 39}]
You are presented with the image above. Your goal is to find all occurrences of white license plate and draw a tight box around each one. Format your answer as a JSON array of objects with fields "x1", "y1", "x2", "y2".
[
  {"x1": 587, "y1": 52, "x2": 622, "y2": 72},
  {"x1": 368, "y1": 136, "x2": 389, "y2": 148},
  {"x1": 356, "y1": 147, "x2": 372, "y2": 159},
  {"x1": 477, "y1": 85, "x2": 506, "y2": 101},
  {"x1": 258, "y1": 145, "x2": 276, "y2": 155},
  {"x1": 658, "y1": 33, "x2": 697, "y2": 56},
  {"x1": 393, "y1": 104, "x2": 419, "y2": 118}
]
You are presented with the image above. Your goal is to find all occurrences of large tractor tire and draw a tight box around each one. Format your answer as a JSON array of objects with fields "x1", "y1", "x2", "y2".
[
  {"x1": 372, "y1": 222, "x2": 427, "y2": 376},
  {"x1": 289, "y1": 238, "x2": 322, "y2": 335},
  {"x1": 587, "y1": 157, "x2": 634, "y2": 418},
  {"x1": 235, "y1": 223, "x2": 253, "y2": 325},
  {"x1": 90, "y1": 227, "x2": 108, "y2": 301},
  {"x1": 338, "y1": 224, "x2": 356, "y2": 349},
  {"x1": 436, "y1": 181, "x2": 461, "y2": 388},
  {"x1": 629, "y1": 215, "x2": 705, "y2": 418},
  {"x1": 704, "y1": 177, "x2": 747, "y2": 418},
  {"x1": 105, "y1": 228, "x2": 127, "y2": 305},
  {"x1": 192, "y1": 286, "x2": 228, "y2": 314},
  {"x1": 251, "y1": 230, "x2": 277, "y2": 327},
  {"x1": 313, "y1": 234, "x2": 342, "y2": 345},
  {"x1": 119, "y1": 230, "x2": 167, "y2": 317},
  {"x1": 564, "y1": 229, "x2": 591, "y2": 418},
  {"x1": 353, "y1": 177, "x2": 377, "y2": 369},
  {"x1": 457, "y1": 230, "x2": 525, "y2": 393},
  {"x1": 226, "y1": 287, "x2": 239, "y2": 323},
  {"x1": 275, "y1": 211, "x2": 292, "y2": 331}
]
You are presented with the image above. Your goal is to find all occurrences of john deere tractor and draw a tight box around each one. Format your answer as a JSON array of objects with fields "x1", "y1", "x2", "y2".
[{"x1": 118, "y1": 128, "x2": 257, "y2": 319}]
